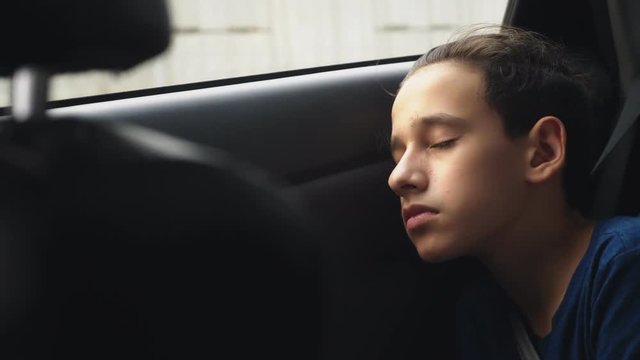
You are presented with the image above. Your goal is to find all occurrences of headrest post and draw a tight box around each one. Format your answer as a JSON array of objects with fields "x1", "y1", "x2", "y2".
[{"x1": 11, "y1": 65, "x2": 49, "y2": 122}]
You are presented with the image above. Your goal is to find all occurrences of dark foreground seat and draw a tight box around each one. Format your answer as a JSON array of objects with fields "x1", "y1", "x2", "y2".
[
  {"x1": 0, "y1": 119, "x2": 322, "y2": 359},
  {"x1": 0, "y1": 1, "x2": 322, "y2": 358}
]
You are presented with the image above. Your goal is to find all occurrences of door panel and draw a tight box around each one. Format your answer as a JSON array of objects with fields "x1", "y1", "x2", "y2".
[{"x1": 51, "y1": 62, "x2": 409, "y2": 182}]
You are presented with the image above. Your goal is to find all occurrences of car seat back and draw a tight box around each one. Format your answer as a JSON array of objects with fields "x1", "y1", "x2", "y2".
[{"x1": 0, "y1": 1, "x2": 322, "y2": 358}]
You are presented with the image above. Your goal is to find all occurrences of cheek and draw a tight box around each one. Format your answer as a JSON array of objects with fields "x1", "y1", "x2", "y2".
[
  {"x1": 426, "y1": 146, "x2": 524, "y2": 257},
  {"x1": 439, "y1": 143, "x2": 525, "y2": 218}
]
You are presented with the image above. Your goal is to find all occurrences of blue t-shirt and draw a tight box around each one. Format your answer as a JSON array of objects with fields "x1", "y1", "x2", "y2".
[{"x1": 456, "y1": 216, "x2": 640, "y2": 359}]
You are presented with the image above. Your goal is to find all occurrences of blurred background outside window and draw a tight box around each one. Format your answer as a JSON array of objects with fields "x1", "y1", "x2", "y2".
[{"x1": 0, "y1": 0, "x2": 508, "y2": 106}]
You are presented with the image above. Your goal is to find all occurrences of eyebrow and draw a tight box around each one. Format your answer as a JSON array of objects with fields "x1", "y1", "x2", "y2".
[
  {"x1": 389, "y1": 113, "x2": 469, "y2": 154},
  {"x1": 414, "y1": 113, "x2": 469, "y2": 129}
]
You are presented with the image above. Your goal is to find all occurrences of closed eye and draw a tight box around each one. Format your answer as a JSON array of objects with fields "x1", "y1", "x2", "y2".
[{"x1": 429, "y1": 138, "x2": 459, "y2": 150}]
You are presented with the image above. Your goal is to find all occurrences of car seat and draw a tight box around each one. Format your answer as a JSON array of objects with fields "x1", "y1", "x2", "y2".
[{"x1": 0, "y1": 1, "x2": 322, "y2": 358}]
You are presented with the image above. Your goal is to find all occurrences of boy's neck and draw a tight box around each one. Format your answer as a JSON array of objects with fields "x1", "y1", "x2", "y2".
[{"x1": 477, "y1": 199, "x2": 594, "y2": 337}]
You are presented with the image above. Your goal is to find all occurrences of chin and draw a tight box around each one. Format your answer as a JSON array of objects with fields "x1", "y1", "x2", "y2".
[
  {"x1": 417, "y1": 250, "x2": 456, "y2": 263},
  {"x1": 413, "y1": 235, "x2": 461, "y2": 263}
]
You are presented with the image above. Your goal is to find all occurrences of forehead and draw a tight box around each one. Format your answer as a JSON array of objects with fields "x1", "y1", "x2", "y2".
[{"x1": 391, "y1": 61, "x2": 490, "y2": 129}]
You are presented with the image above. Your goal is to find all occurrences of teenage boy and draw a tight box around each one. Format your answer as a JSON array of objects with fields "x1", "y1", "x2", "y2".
[{"x1": 388, "y1": 26, "x2": 640, "y2": 359}]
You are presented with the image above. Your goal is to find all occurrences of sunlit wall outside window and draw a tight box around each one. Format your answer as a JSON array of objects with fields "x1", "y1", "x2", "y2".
[{"x1": 0, "y1": 0, "x2": 508, "y2": 106}]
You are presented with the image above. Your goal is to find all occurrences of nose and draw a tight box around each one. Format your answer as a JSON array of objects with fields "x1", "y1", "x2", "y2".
[{"x1": 388, "y1": 151, "x2": 428, "y2": 197}]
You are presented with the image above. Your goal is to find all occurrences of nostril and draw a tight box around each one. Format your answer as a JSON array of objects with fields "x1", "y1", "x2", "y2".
[{"x1": 401, "y1": 183, "x2": 416, "y2": 190}]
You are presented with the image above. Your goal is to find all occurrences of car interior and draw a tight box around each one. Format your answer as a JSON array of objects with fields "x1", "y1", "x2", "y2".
[{"x1": 0, "y1": 0, "x2": 638, "y2": 359}]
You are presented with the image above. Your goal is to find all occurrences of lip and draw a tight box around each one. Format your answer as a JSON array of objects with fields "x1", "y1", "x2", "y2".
[{"x1": 402, "y1": 204, "x2": 439, "y2": 231}]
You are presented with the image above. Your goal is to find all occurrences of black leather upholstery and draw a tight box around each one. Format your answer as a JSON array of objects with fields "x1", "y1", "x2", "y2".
[
  {"x1": 0, "y1": 0, "x2": 322, "y2": 357},
  {"x1": 0, "y1": 119, "x2": 322, "y2": 358}
]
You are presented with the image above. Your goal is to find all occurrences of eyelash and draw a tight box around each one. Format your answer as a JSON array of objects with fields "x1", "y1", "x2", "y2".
[{"x1": 429, "y1": 138, "x2": 458, "y2": 150}]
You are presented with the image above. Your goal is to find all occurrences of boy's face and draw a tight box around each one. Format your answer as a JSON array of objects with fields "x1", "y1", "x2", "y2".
[{"x1": 389, "y1": 61, "x2": 528, "y2": 262}]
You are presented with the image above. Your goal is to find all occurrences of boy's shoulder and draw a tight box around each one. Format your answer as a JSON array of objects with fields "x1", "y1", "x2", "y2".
[
  {"x1": 589, "y1": 216, "x2": 640, "y2": 266},
  {"x1": 573, "y1": 216, "x2": 640, "y2": 359},
  {"x1": 581, "y1": 216, "x2": 640, "y2": 309}
]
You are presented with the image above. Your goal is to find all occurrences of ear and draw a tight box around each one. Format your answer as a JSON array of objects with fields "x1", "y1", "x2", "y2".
[{"x1": 525, "y1": 116, "x2": 566, "y2": 183}]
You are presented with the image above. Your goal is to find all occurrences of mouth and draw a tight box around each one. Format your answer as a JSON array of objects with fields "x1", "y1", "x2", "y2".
[{"x1": 402, "y1": 204, "x2": 439, "y2": 231}]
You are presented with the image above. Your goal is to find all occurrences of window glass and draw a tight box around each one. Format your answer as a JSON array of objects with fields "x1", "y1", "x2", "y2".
[{"x1": 0, "y1": 0, "x2": 509, "y2": 106}]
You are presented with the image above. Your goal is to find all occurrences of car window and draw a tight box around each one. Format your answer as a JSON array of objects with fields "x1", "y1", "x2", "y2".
[{"x1": 0, "y1": 0, "x2": 508, "y2": 106}]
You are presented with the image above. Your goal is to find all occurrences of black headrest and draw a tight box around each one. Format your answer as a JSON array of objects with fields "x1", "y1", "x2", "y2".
[{"x1": 0, "y1": 0, "x2": 171, "y2": 76}]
